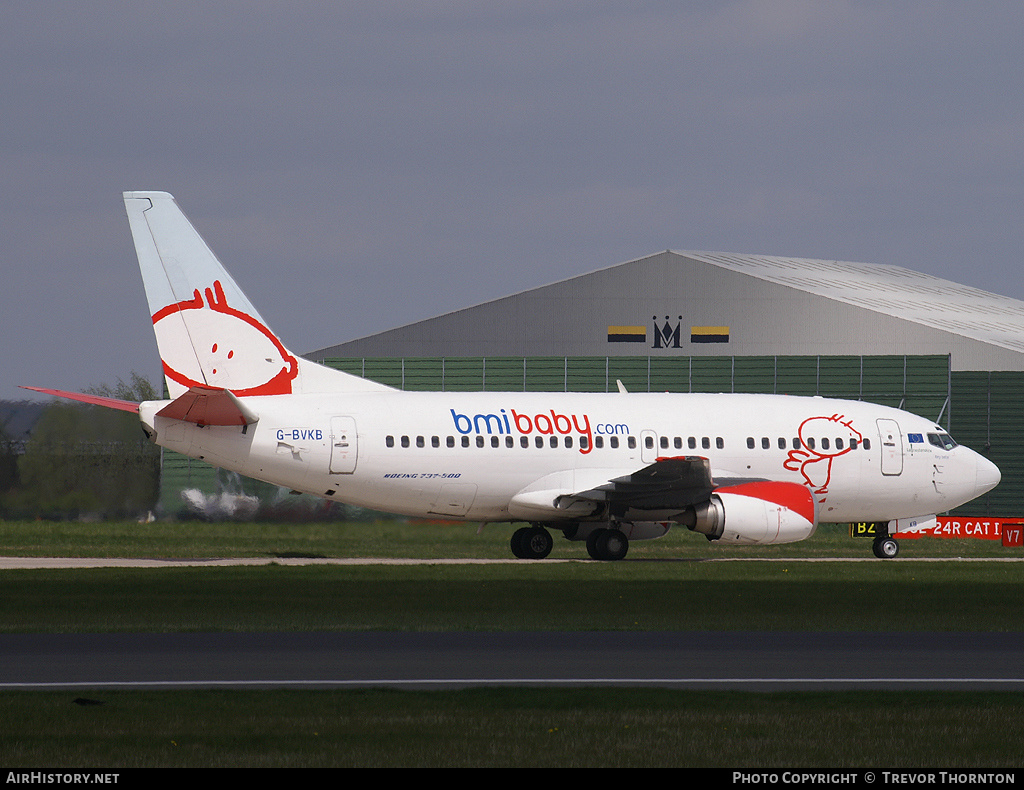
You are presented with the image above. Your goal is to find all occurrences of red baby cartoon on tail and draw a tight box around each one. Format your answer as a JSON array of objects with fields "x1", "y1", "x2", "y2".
[{"x1": 151, "y1": 280, "x2": 299, "y2": 397}]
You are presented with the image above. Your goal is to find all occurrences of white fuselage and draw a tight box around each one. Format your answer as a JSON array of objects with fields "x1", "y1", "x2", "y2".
[{"x1": 141, "y1": 390, "x2": 999, "y2": 525}]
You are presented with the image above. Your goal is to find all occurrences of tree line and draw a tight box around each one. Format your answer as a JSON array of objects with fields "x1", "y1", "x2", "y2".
[{"x1": 0, "y1": 374, "x2": 160, "y2": 519}]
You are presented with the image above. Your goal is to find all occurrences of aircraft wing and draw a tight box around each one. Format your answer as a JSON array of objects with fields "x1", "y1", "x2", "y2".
[
  {"x1": 569, "y1": 456, "x2": 716, "y2": 511},
  {"x1": 510, "y1": 456, "x2": 765, "y2": 521}
]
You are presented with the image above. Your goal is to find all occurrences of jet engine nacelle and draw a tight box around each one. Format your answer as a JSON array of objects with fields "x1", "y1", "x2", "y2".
[{"x1": 688, "y1": 481, "x2": 817, "y2": 545}]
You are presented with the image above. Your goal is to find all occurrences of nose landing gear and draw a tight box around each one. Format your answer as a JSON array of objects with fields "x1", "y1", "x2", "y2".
[{"x1": 872, "y1": 535, "x2": 900, "y2": 559}]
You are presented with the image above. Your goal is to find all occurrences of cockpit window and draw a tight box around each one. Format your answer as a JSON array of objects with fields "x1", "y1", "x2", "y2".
[{"x1": 927, "y1": 432, "x2": 958, "y2": 451}]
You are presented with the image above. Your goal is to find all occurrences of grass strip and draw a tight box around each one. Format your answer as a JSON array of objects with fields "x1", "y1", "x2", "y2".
[
  {"x1": 2, "y1": 688, "x2": 1023, "y2": 768},
  {"x1": 0, "y1": 519, "x2": 1017, "y2": 560},
  {"x1": 2, "y1": 562, "x2": 1023, "y2": 632}
]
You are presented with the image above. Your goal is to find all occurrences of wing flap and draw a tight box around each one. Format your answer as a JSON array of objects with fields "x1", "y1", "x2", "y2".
[{"x1": 572, "y1": 456, "x2": 716, "y2": 511}]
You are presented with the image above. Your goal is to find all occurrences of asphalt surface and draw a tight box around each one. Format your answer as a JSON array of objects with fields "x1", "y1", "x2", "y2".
[
  {"x1": 3, "y1": 555, "x2": 1022, "y2": 691},
  {"x1": 3, "y1": 630, "x2": 1024, "y2": 691}
]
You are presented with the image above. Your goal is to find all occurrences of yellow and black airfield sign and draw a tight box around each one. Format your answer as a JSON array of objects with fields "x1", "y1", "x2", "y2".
[{"x1": 849, "y1": 522, "x2": 888, "y2": 538}]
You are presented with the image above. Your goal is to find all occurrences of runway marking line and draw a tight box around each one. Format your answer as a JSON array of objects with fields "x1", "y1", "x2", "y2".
[
  {"x1": 2, "y1": 556, "x2": 1023, "y2": 569},
  {"x1": 4, "y1": 678, "x2": 1024, "y2": 689}
]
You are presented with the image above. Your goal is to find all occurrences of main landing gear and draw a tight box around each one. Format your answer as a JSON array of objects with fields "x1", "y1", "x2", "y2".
[
  {"x1": 510, "y1": 525, "x2": 553, "y2": 560},
  {"x1": 510, "y1": 524, "x2": 630, "y2": 561},
  {"x1": 586, "y1": 527, "x2": 629, "y2": 562}
]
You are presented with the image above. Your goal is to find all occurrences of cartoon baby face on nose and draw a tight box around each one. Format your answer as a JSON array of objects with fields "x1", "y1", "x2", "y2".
[
  {"x1": 798, "y1": 414, "x2": 864, "y2": 456},
  {"x1": 152, "y1": 280, "x2": 298, "y2": 396},
  {"x1": 783, "y1": 414, "x2": 863, "y2": 498}
]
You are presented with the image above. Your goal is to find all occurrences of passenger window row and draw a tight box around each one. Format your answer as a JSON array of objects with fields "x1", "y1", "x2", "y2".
[
  {"x1": 385, "y1": 433, "x2": 873, "y2": 453},
  {"x1": 744, "y1": 436, "x2": 871, "y2": 451},
  {"x1": 385, "y1": 434, "x2": 726, "y2": 451},
  {"x1": 386, "y1": 434, "x2": 593, "y2": 449},
  {"x1": 654, "y1": 435, "x2": 724, "y2": 451}
]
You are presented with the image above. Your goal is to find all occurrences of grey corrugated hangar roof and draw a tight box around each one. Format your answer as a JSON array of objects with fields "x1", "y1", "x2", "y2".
[{"x1": 310, "y1": 250, "x2": 1024, "y2": 372}]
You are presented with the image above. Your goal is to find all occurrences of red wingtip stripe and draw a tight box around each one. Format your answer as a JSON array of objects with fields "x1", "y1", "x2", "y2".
[{"x1": 19, "y1": 387, "x2": 140, "y2": 414}]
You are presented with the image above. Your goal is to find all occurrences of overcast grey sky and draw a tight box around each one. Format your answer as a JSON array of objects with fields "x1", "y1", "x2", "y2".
[{"x1": 3, "y1": 2, "x2": 1023, "y2": 402}]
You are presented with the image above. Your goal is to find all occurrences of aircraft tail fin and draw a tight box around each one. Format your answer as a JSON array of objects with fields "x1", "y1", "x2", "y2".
[{"x1": 123, "y1": 191, "x2": 391, "y2": 399}]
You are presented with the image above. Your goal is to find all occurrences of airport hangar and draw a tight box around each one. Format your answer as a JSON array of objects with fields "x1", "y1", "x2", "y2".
[
  {"x1": 162, "y1": 249, "x2": 1022, "y2": 518},
  {"x1": 305, "y1": 249, "x2": 1023, "y2": 518}
]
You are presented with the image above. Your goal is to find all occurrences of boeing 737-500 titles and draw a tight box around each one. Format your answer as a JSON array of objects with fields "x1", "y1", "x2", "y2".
[{"x1": 25, "y1": 192, "x2": 1001, "y2": 560}]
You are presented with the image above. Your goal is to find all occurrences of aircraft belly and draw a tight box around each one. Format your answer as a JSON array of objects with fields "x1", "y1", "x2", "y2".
[
  {"x1": 820, "y1": 479, "x2": 940, "y2": 521},
  {"x1": 319, "y1": 451, "x2": 535, "y2": 521}
]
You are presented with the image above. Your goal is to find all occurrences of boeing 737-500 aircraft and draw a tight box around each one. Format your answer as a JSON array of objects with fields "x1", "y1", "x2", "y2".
[{"x1": 26, "y1": 192, "x2": 1001, "y2": 560}]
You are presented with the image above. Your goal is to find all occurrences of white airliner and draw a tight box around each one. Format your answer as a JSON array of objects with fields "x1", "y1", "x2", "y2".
[{"x1": 26, "y1": 192, "x2": 1001, "y2": 560}]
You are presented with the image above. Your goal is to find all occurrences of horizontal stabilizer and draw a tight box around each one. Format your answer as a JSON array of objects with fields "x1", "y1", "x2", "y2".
[
  {"x1": 20, "y1": 386, "x2": 139, "y2": 414},
  {"x1": 157, "y1": 385, "x2": 259, "y2": 427}
]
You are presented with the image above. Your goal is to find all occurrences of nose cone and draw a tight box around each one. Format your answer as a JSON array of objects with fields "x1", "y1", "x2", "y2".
[{"x1": 975, "y1": 454, "x2": 1001, "y2": 496}]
